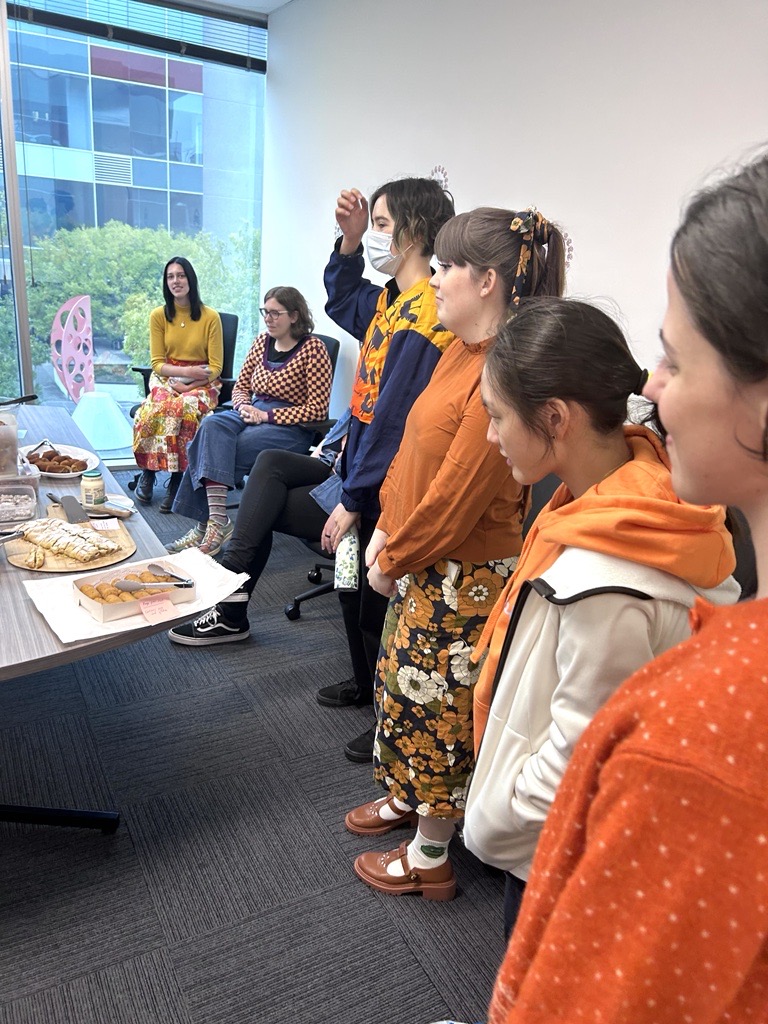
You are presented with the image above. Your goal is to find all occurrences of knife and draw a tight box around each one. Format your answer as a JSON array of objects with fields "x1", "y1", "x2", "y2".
[{"x1": 57, "y1": 494, "x2": 91, "y2": 524}]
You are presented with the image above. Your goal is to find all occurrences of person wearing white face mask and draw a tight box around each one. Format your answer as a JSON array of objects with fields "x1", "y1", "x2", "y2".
[{"x1": 320, "y1": 177, "x2": 456, "y2": 763}]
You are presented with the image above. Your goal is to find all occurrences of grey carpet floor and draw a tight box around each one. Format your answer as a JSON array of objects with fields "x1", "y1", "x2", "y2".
[{"x1": 0, "y1": 471, "x2": 506, "y2": 1024}]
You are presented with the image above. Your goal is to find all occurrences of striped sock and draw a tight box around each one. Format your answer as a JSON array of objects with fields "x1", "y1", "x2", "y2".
[{"x1": 205, "y1": 482, "x2": 229, "y2": 526}]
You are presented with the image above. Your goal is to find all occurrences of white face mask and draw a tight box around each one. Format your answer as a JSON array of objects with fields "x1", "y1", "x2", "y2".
[{"x1": 366, "y1": 230, "x2": 408, "y2": 276}]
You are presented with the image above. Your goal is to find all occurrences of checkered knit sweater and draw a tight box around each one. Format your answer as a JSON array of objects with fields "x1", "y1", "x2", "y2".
[{"x1": 231, "y1": 333, "x2": 332, "y2": 425}]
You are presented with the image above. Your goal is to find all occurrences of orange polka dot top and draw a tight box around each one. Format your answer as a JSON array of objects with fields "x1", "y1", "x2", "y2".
[{"x1": 490, "y1": 596, "x2": 768, "y2": 1024}]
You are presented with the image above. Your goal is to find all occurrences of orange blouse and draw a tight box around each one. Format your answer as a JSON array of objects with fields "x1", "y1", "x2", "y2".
[{"x1": 376, "y1": 338, "x2": 526, "y2": 579}]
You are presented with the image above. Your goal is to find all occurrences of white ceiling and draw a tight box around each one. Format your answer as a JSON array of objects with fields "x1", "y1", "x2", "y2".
[
  {"x1": 247, "y1": 0, "x2": 293, "y2": 12},
  {"x1": 186, "y1": 0, "x2": 293, "y2": 20}
]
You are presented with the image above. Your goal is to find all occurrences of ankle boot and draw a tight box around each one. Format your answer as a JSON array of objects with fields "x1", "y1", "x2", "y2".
[
  {"x1": 135, "y1": 469, "x2": 156, "y2": 505},
  {"x1": 159, "y1": 471, "x2": 182, "y2": 514}
]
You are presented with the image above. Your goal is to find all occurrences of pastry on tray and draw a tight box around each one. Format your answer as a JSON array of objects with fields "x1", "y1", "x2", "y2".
[{"x1": 18, "y1": 518, "x2": 120, "y2": 562}]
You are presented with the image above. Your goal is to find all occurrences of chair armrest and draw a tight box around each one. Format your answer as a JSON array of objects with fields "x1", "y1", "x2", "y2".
[
  {"x1": 302, "y1": 417, "x2": 337, "y2": 436},
  {"x1": 131, "y1": 366, "x2": 152, "y2": 398},
  {"x1": 212, "y1": 378, "x2": 236, "y2": 412}
]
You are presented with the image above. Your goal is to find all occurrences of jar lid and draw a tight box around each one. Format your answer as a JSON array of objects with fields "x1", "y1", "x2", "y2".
[{"x1": 83, "y1": 468, "x2": 102, "y2": 477}]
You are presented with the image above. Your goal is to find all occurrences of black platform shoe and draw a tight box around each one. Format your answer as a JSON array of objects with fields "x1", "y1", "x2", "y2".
[
  {"x1": 159, "y1": 471, "x2": 182, "y2": 514},
  {"x1": 135, "y1": 470, "x2": 156, "y2": 505}
]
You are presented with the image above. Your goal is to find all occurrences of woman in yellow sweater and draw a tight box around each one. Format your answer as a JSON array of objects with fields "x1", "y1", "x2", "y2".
[
  {"x1": 345, "y1": 207, "x2": 566, "y2": 900},
  {"x1": 132, "y1": 256, "x2": 223, "y2": 510}
]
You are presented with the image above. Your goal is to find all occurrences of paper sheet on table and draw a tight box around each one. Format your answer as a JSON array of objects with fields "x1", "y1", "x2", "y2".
[{"x1": 22, "y1": 547, "x2": 249, "y2": 645}]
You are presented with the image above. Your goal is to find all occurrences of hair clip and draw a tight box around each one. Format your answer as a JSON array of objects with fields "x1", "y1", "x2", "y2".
[
  {"x1": 562, "y1": 229, "x2": 575, "y2": 270},
  {"x1": 429, "y1": 164, "x2": 449, "y2": 190},
  {"x1": 510, "y1": 207, "x2": 537, "y2": 235}
]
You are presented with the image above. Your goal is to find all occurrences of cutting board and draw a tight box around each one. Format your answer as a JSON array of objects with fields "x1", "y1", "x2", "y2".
[{"x1": 4, "y1": 507, "x2": 136, "y2": 573}]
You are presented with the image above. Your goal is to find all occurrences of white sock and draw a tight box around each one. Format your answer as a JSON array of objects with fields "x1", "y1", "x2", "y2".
[
  {"x1": 386, "y1": 821, "x2": 451, "y2": 876},
  {"x1": 378, "y1": 795, "x2": 412, "y2": 822}
]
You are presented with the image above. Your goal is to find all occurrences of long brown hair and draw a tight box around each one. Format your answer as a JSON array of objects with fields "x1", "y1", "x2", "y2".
[{"x1": 435, "y1": 207, "x2": 566, "y2": 305}]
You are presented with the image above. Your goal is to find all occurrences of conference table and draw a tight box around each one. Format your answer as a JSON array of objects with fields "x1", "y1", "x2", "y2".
[{"x1": 0, "y1": 405, "x2": 183, "y2": 831}]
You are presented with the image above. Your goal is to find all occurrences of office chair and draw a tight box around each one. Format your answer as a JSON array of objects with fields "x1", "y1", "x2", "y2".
[
  {"x1": 284, "y1": 539, "x2": 335, "y2": 620},
  {"x1": 285, "y1": 476, "x2": 566, "y2": 621},
  {"x1": 127, "y1": 312, "x2": 238, "y2": 497},
  {"x1": 129, "y1": 310, "x2": 239, "y2": 417}
]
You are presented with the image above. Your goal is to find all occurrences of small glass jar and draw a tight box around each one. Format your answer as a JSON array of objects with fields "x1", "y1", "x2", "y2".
[{"x1": 81, "y1": 468, "x2": 105, "y2": 507}]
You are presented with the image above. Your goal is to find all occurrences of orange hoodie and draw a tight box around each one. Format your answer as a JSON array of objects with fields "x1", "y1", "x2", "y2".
[{"x1": 473, "y1": 425, "x2": 736, "y2": 750}]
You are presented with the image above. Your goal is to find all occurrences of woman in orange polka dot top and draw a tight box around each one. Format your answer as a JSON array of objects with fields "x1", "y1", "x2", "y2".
[{"x1": 479, "y1": 152, "x2": 768, "y2": 1022}]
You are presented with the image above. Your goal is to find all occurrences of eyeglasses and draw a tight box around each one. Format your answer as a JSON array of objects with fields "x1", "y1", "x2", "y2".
[{"x1": 260, "y1": 307, "x2": 288, "y2": 319}]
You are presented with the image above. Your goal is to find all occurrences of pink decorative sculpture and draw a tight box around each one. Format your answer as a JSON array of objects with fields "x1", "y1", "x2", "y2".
[{"x1": 51, "y1": 295, "x2": 95, "y2": 403}]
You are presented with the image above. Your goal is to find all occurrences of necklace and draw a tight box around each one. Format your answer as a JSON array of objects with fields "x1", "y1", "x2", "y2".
[{"x1": 599, "y1": 452, "x2": 632, "y2": 483}]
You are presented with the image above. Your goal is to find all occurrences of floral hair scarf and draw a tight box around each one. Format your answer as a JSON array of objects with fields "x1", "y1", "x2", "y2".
[{"x1": 509, "y1": 207, "x2": 554, "y2": 305}]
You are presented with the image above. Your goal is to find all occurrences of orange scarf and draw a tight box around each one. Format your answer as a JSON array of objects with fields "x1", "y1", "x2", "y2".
[{"x1": 472, "y1": 425, "x2": 735, "y2": 751}]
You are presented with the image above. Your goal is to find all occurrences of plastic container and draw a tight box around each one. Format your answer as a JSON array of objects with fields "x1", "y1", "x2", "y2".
[
  {"x1": 16, "y1": 460, "x2": 41, "y2": 495},
  {"x1": 0, "y1": 481, "x2": 37, "y2": 523},
  {"x1": 81, "y1": 468, "x2": 106, "y2": 507},
  {"x1": 0, "y1": 412, "x2": 19, "y2": 476}
]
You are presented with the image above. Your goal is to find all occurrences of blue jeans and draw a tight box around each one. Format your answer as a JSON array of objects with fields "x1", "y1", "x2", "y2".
[{"x1": 172, "y1": 406, "x2": 313, "y2": 523}]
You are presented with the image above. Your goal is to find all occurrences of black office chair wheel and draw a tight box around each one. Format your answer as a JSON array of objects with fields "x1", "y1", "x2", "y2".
[
  {"x1": 308, "y1": 568, "x2": 324, "y2": 584},
  {"x1": 284, "y1": 602, "x2": 301, "y2": 621}
]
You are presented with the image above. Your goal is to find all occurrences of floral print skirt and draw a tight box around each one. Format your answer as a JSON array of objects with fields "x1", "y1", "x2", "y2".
[{"x1": 373, "y1": 555, "x2": 517, "y2": 819}]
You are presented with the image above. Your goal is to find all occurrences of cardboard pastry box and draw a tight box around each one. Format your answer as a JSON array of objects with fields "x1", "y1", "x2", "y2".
[{"x1": 73, "y1": 557, "x2": 196, "y2": 622}]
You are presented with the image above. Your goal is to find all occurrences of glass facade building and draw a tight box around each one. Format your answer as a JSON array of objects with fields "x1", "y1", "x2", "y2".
[{"x1": 9, "y1": 24, "x2": 265, "y2": 247}]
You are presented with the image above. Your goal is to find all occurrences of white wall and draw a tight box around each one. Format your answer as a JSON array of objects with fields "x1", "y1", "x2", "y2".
[{"x1": 262, "y1": 0, "x2": 768, "y2": 415}]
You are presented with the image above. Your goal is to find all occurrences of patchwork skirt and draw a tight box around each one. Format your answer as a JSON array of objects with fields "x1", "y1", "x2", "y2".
[{"x1": 133, "y1": 364, "x2": 221, "y2": 473}]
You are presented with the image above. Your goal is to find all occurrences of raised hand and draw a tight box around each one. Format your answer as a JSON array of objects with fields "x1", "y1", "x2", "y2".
[{"x1": 335, "y1": 188, "x2": 369, "y2": 254}]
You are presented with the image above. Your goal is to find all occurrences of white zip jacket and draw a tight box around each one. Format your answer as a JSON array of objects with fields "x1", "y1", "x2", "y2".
[{"x1": 463, "y1": 547, "x2": 740, "y2": 879}]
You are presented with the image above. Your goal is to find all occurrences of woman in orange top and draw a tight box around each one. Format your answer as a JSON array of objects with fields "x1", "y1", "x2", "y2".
[{"x1": 345, "y1": 207, "x2": 567, "y2": 900}]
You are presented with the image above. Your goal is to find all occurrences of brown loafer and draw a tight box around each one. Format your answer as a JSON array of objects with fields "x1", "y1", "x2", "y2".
[
  {"x1": 354, "y1": 841, "x2": 456, "y2": 901},
  {"x1": 345, "y1": 795, "x2": 418, "y2": 836}
]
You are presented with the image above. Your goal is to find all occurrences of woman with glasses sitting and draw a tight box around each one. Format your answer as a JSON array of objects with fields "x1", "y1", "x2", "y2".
[{"x1": 166, "y1": 285, "x2": 333, "y2": 556}]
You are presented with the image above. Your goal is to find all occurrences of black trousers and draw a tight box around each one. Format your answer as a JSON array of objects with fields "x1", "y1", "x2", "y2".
[
  {"x1": 221, "y1": 448, "x2": 388, "y2": 698},
  {"x1": 337, "y1": 515, "x2": 389, "y2": 699}
]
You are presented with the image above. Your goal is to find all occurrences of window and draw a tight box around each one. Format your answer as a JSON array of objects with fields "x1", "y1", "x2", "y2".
[
  {"x1": 96, "y1": 184, "x2": 167, "y2": 229},
  {"x1": 92, "y1": 79, "x2": 167, "y2": 159},
  {"x1": 21, "y1": 177, "x2": 95, "y2": 244},
  {"x1": 2, "y1": 7, "x2": 265, "y2": 456},
  {"x1": 12, "y1": 67, "x2": 91, "y2": 149},
  {"x1": 169, "y1": 91, "x2": 202, "y2": 164}
]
